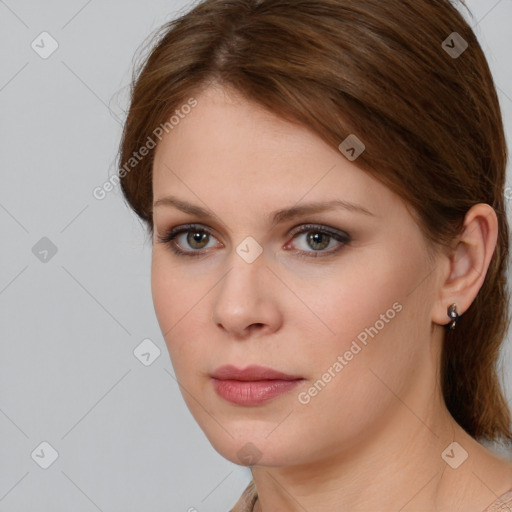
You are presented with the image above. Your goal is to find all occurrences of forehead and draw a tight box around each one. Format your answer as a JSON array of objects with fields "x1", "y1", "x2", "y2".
[
  {"x1": 152, "y1": 86, "x2": 402, "y2": 223},
  {"x1": 154, "y1": 85, "x2": 325, "y2": 168}
]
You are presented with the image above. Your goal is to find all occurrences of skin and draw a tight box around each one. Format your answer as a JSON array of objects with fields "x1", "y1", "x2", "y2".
[{"x1": 150, "y1": 84, "x2": 512, "y2": 511}]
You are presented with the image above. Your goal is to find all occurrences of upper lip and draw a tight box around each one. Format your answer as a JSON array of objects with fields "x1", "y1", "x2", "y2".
[{"x1": 211, "y1": 364, "x2": 303, "y2": 381}]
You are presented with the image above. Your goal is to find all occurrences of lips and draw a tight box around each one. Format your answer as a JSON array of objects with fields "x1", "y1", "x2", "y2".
[
  {"x1": 210, "y1": 365, "x2": 305, "y2": 406},
  {"x1": 210, "y1": 364, "x2": 303, "y2": 381}
]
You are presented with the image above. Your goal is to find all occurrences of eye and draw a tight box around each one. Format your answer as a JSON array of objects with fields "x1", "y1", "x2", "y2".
[
  {"x1": 156, "y1": 224, "x2": 221, "y2": 257},
  {"x1": 285, "y1": 224, "x2": 350, "y2": 258},
  {"x1": 156, "y1": 223, "x2": 350, "y2": 258}
]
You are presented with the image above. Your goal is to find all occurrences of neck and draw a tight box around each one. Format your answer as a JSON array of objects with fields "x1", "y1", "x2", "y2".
[{"x1": 250, "y1": 394, "x2": 497, "y2": 512}]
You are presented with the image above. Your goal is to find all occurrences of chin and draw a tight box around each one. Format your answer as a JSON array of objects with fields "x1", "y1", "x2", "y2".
[{"x1": 203, "y1": 429, "x2": 302, "y2": 468}]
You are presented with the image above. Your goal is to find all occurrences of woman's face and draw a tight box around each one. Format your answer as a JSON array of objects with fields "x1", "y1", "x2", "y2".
[{"x1": 151, "y1": 84, "x2": 444, "y2": 467}]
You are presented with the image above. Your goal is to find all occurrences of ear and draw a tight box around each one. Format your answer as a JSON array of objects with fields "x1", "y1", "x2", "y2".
[{"x1": 431, "y1": 203, "x2": 498, "y2": 327}]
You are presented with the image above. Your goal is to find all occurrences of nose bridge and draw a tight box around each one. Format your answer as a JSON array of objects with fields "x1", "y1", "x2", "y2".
[
  {"x1": 218, "y1": 246, "x2": 267, "y2": 307},
  {"x1": 218, "y1": 231, "x2": 267, "y2": 290},
  {"x1": 211, "y1": 245, "x2": 280, "y2": 334}
]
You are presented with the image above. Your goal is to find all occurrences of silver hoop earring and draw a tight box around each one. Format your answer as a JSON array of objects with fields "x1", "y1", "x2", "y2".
[{"x1": 447, "y1": 303, "x2": 459, "y2": 330}]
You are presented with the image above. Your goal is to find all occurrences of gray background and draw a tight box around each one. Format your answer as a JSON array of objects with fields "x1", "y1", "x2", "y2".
[{"x1": 0, "y1": 1, "x2": 511, "y2": 511}]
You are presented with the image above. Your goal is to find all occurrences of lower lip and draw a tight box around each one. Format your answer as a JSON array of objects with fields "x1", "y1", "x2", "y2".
[{"x1": 211, "y1": 378, "x2": 304, "y2": 405}]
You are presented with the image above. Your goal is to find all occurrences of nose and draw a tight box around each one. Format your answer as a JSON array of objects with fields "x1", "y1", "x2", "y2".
[{"x1": 211, "y1": 254, "x2": 283, "y2": 339}]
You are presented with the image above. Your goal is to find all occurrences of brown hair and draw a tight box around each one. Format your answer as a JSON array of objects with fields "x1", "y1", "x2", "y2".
[{"x1": 118, "y1": 0, "x2": 511, "y2": 442}]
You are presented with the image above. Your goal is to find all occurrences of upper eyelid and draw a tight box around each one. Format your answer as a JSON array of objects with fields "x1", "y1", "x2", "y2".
[
  {"x1": 166, "y1": 222, "x2": 346, "y2": 237},
  {"x1": 163, "y1": 223, "x2": 349, "y2": 248}
]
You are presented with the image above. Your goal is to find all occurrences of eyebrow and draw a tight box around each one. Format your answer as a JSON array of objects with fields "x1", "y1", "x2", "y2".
[{"x1": 152, "y1": 195, "x2": 376, "y2": 228}]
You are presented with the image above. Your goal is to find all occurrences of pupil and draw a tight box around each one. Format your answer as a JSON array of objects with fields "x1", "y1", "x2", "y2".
[
  {"x1": 189, "y1": 231, "x2": 207, "y2": 248},
  {"x1": 309, "y1": 232, "x2": 329, "y2": 250}
]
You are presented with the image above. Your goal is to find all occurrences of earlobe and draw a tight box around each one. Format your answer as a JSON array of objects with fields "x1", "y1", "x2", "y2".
[{"x1": 431, "y1": 203, "x2": 498, "y2": 328}]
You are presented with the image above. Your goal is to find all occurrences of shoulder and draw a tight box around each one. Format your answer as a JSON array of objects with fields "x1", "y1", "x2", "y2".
[
  {"x1": 482, "y1": 487, "x2": 512, "y2": 511},
  {"x1": 227, "y1": 478, "x2": 512, "y2": 511},
  {"x1": 229, "y1": 480, "x2": 258, "y2": 512}
]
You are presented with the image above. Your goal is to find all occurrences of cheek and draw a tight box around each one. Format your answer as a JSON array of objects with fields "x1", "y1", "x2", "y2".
[
  {"x1": 294, "y1": 302, "x2": 416, "y2": 453},
  {"x1": 151, "y1": 255, "x2": 177, "y2": 333},
  {"x1": 297, "y1": 254, "x2": 408, "y2": 347},
  {"x1": 304, "y1": 254, "x2": 429, "y2": 401},
  {"x1": 151, "y1": 255, "x2": 191, "y2": 356},
  {"x1": 151, "y1": 251, "x2": 205, "y2": 329},
  {"x1": 293, "y1": 246, "x2": 424, "y2": 396},
  {"x1": 150, "y1": 253, "x2": 212, "y2": 375}
]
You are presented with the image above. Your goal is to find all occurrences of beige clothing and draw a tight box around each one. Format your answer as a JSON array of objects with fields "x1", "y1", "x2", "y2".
[
  {"x1": 229, "y1": 480, "x2": 512, "y2": 512},
  {"x1": 230, "y1": 480, "x2": 257, "y2": 512}
]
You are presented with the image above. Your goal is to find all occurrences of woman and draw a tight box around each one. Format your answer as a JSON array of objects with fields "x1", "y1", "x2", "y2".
[{"x1": 117, "y1": 0, "x2": 512, "y2": 510}]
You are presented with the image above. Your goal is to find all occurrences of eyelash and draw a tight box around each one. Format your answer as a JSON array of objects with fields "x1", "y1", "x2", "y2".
[{"x1": 156, "y1": 223, "x2": 351, "y2": 259}]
